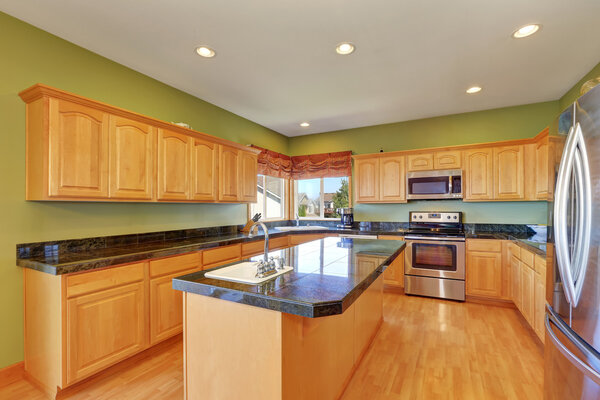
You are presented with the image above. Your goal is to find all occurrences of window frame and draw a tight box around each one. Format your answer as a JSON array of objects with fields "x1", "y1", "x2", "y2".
[
  {"x1": 293, "y1": 176, "x2": 352, "y2": 220},
  {"x1": 248, "y1": 175, "x2": 291, "y2": 222}
]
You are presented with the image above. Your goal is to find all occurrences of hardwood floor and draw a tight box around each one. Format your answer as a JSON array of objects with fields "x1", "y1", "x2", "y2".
[{"x1": 0, "y1": 293, "x2": 543, "y2": 400}]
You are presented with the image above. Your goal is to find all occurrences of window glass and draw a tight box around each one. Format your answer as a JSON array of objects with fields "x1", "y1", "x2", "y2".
[
  {"x1": 250, "y1": 175, "x2": 286, "y2": 220},
  {"x1": 296, "y1": 178, "x2": 321, "y2": 218},
  {"x1": 324, "y1": 177, "x2": 349, "y2": 218}
]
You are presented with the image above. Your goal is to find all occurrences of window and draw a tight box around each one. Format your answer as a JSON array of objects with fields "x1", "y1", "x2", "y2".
[
  {"x1": 294, "y1": 177, "x2": 349, "y2": 219},
  {"x1": 250, "y1": 175, "x2": 286, "y2": 220}
]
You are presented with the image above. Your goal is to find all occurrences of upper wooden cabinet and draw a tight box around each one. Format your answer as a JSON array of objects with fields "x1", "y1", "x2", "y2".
[
  {"x1": 464, "y1": 148, "x2": 493, "y2": 201},
  {"x1": 493, "y1": 145, "x2": 524, "y2": 200},
  {"x1": 407, "y1": 153, "x2": 434, "y2": 171},
  {"x1": 434, "y1": 150, "x2": 461, "y2": 169},
  {"x1": 239, "y1": 151, "x2": 258, "y2": 202},
  {"x1": 108, "y1": 116, "x2": 155, "y2": 200},
  {"x1": 354, "y1": 157, "x2": 380, "y2": 202},
  {"x1": 534, "y1": 138, "x2": 549, "y2": 200},
  {"x1": 191, "y1": 137, "x2": 218, "y2": 201},
  {"x1": 46, "y1": 98, "x2": 110, "y2": 199},
  {"x1": 20, "y1": 84, "x2": 259, "y2": 203},
  {"x1": 157, "y1": 129, "x2": 191, "y2": 201},
  {"x1": 354, "y1": 155, "x2": 406, "y2": 203},
  {"x1": 218, "y1": 145, "x2": 240, "y2": 202},
  {"x1": 379, "y1": 155, "x2": 406, "y2": 202}
]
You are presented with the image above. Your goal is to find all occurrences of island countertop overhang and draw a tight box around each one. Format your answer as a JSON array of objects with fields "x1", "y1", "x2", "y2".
[{"x1": 173, "y1": 237, "x2": 405, "y2": 318}]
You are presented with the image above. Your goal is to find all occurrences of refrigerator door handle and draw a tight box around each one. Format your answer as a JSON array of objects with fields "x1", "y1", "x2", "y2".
[
  {"x1": 553, "y1": 122, "x2": 592, "y2": 307},
  {"x1": 546, "y1": 311, "x2": 600, "y2": 385}
]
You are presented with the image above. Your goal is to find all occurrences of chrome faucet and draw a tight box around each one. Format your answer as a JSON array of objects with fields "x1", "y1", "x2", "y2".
[{"x1": 248, "y1": 221, "x2": 283, "y2": 278}]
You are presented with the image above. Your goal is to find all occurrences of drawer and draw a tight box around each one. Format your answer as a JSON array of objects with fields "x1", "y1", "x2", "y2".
[
  {"x1": 269, "y1": 236, "x2": 289, "y2": 250},
  {"x1": 520, "y1": 248, "x2": 534, "y2": 268},
  {"x1": 66, "y1": 262, "x2": 146, "y2": 298},
  {"x1": 202, "y1": 244, "x2": 241, "y2": 269},
  {"x1": 535, "y1": 254, "x2": 546, "y2": 275},
  {"x1": 467, "y1": 239, "x2": 501, "y2": 253},
  {"x1": 241, "y1": 237, "x2": 289, "y2": 257},
  {"x1": 378, "y1": 235, "x2": 404, "y2": 240},
  {"x1": 149, "y1": 252, "x2": 201, "y2": 278},
  {"x1": 289, "y1": 234, "x2": 324, "y2": 246}
]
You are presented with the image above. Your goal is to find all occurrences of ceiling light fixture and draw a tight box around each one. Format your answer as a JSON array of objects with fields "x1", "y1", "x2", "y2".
[
  {"x1": 300, "y1": 122, "x2": 310, "y2": 127},
  {"x1": 512, "y1": 24, "x2": 541, "y2": 39},
  {"x1": 335, "y1": 42, "x2": 355, "y2": 55},
  {"x1": 466, "y1": 86, "x2": 482, "y2": 94},
  {"x1": 195, "y1": 46, "x2": 216, "y2": 58}
]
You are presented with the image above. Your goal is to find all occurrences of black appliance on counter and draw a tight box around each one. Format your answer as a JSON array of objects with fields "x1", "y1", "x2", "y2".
[{"x1": 337, "y1": 208, "x2": 354, "y2": 228}]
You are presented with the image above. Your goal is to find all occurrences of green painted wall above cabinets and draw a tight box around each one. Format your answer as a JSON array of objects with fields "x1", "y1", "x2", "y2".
[{"x1": 559, "y1": 61, "x2": 600, "y2": 110}]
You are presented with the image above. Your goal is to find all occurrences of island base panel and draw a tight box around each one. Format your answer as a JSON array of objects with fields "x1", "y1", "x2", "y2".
[{"x1": 183, "y1": 275, "x2": 383, "y2": 400}]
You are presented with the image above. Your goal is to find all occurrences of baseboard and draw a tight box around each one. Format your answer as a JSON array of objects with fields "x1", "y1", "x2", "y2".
[
  {"x1": 466, "y1": 295, "x2": 516, "y2": 308},
  {"x1": 0, "y1": 361, "x2": 24, "y2": 388},
  {"x1": 383, "y1": 284, "x2": 404, "y2": 294}
]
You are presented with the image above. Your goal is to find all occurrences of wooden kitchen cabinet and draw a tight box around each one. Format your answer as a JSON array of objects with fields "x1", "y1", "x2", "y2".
[
  {"x1": 354, "y1": 157, "x2": 380, "y2": 202},
  {"x1": 534, "y1": 255, "x2": 547, "y2": 342},
  {"x1": 218, "y1": 145, "x2": 240, "y2": 202},
  {"x1": 535, "y1": 138, "x2": 549, "y2": 200},
  {"x1": 191, "y1": 137, "x2": 218, "y2": 201},
  {"x1": 464, "y1": 148, "x2": 493, "y2": 201},
  {"x1": 407, "y1": 153, "x2": 434, "y2": 171},
  {"x1": 239, "y1": 150, "x2": 258, "y2": 202},
  {"x1": 379, "y1": 155, "x2": 406, "y2": 202},
  {"x1": 378, "y1": 235, "x2": 405, "y2": 288},
  {"x1": 520, "y1": 261, "x2": 535, "y2": 326},
  {"x1": 493, "y1": 145, "x2": 524, "y2": 200},
  {"x1": 434, "y1": 150, "x2": 462, "y2": 169},
  {"x1": 511, "y1": 254, "x2": 521, "y2": 309},
  {"x1": 466, "y1": 240, "x2": 502, "y2": 298},
  {"x1": 108, "y1": 115, "x2": 155, "y2": 200},
  {"x1": 202, "y1": 243, "x2": 242, "y2": 269},
  {"x1": 157, "y1": 129, "x2": 191, "y2": 201},
  {"x1": 20, "y1": 84, "x2": 259, "y2": 204},
  {"x1": 66, "y1": 267, "x2": 147, "y2": 384}
]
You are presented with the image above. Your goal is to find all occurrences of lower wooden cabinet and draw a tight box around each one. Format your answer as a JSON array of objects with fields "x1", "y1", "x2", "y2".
[
  {"x1": 378, "y1": 235, "x2": 405, "y2": 288},
  {"x1": 520, "y1": 262, "x2": 535, "y2": 326},
  {"x1": 66, "y1": 281, "x2": 147, "y2": 384},
  {"x1": 534, "y1": 255, "x2": 547, "y2": 342},
  {"x1": 511, "y1": 255, "x2": 522, "y2": 309},
  {"x1": 466, "y1": 239, "x2": 503, "y2": 299}
]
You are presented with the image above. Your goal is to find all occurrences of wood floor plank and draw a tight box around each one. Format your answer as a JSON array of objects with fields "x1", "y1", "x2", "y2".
[{"x1": 0, "y1": 293, "x2": 543, "y2": 400}]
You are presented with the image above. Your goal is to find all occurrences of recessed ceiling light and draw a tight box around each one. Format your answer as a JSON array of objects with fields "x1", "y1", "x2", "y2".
[
  {"x1": 335, "y1": 42, "x2": 355, "y2": 55},
  {"x1": 300, "y1": 122, "x2": 310, "y2": 127},
  {"x1": 195, "y1": 46, "x2": 216, "y2": 58},
  {"x1": 466, "y1": 86, "x2": 482, "y2": 94},
  {"x1": 512, "y1": 24, "x2": 541, "y2": 39}
]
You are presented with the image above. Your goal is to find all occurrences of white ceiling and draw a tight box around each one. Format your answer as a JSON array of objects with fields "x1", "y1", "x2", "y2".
[{"x1": 2, "y1": 0, "x2": 600, "y2": 137}]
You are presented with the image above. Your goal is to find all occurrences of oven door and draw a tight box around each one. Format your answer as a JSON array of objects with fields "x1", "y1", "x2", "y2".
[{"x1": 404, "y1": 238, "x2": 465, "y2": 280}]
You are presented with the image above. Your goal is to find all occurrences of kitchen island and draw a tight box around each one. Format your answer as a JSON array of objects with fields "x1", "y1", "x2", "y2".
[{"x1": 173, "y1": 237, "x2": 405, "y2": 400}]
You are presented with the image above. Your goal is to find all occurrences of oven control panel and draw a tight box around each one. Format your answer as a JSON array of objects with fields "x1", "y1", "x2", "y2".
[{"x1": 410, "y1": 212, "x2": 462, "y2": 223}]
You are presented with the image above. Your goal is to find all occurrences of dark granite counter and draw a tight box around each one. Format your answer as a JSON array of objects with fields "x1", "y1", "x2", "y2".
[
  {"x1": 16, "y1": 220, "x2": 545, "y2": 275},
  {"x1": 172, "y1": 237, "x2": 405, "y2": 318}
]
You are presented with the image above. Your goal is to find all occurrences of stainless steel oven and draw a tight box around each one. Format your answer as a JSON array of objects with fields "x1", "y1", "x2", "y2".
[{"x1": 403, "y1": 212, "x2": 466, "y2": 301}]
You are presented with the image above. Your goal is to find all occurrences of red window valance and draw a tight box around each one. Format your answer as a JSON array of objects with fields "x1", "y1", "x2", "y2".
[{"x1": 252, "y1": 146, "x2": 352, "y2": 180}]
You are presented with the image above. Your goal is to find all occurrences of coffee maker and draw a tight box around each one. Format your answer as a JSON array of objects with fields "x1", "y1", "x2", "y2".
[{"x1": 337, "y1": 208, "x2": 354, "y2": 229}]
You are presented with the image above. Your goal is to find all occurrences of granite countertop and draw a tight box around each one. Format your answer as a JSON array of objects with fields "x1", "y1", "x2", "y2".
[{"x1": 173, "y1": 237, "x2": 406, "y2": 318}]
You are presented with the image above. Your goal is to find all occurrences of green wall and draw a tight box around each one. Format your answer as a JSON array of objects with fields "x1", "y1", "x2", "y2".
[
  {"x1": 0, "y1": 12, "x2": 288, "y2": 368},
  {"x1": 559, "y1": 61, "x2": 600, "y2": 110}
]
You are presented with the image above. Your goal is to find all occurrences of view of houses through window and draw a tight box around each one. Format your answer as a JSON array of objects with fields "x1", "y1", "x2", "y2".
[
  {"x1": 295, "y1": 177, "x2": 349, "y2": 219},
  {"x1": 250, "y1": 175, "x2": 285, "y2": 220}
]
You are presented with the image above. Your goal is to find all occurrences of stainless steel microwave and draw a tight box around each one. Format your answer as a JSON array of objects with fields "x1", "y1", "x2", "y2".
[{"x1": 406, "y1": 169, "x2": 463, "y2": 200}]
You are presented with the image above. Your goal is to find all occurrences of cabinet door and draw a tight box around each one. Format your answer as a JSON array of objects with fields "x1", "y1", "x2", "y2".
[
  {"x1": 511, "y1": 255, "x2": 521, "y2": 309},
  {"x1": 434, "y1": 150, "x2": 461, "y2": 170},
  {"x1": 534, "y1": 270, "x2": 546, "y2": 342},
  {"x1": 378, "y1": 235, "x2": 405, "y2": 287},
  {"x1": 535, "y1": 139, "x2": 549, "y2": 200},
  {"x1": 407, "y1": 153, "x2": 434, "y2": 171},
  {"x1": 493, "y1": 145, "x2": 524, "y2": 200},
  {"x1": 520, "y1": 262, "x2": 535, "y2": 326},
  {"x1": 48, "y1": 98, "x2": 109, "y2": 198},
  {"x1": 109, "y1": 116, "x2": 155, "y2": 200},
  {"x1": 66, "y1": 281, "x2": 147, "y2": 384},
  {"x1": 354, "y1": 158, "x2": 380, "y2": 202},
  {"x1": 218, "y1": 145, "x2": 240, "y2": 202},
  {"x1": 150, "y1": 267, "x2": 199, "y2": 345},
  {"x1": 466, "y1": 251, "x2": 502, "y2": 298},
  {"x1": 379, "y1": 155, "x2": 406, "y2": 202},
  {"x1": 239, "y1": 151, "x2": 258, "y2": 202},
  {"x1": 157, "y1": 129, "x2": 191, "y2": 201},
  {"x1": 191, "y1": 137, "x2": 218, "y2": 201},
  {"x1": 464, "y1": 148, "x2": 493, "y2": 200}
]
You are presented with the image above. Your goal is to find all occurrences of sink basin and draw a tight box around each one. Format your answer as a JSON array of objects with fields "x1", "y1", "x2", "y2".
[
  {"x1": 276, "y1": 226, "x2": 329, "y2": 232},
  {"x1": 204, "y1": 262, "x2": 293, "y2": 284}
]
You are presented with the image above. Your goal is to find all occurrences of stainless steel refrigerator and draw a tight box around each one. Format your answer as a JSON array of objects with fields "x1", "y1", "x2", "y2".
[{"x1": 545, "y1": 82, "x2": 600, "y2": 399}]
